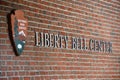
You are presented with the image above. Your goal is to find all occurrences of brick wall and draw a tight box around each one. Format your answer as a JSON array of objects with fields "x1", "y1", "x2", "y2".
[{"x1": 0, "y1": 0, "x2": 120, "y2": 80}]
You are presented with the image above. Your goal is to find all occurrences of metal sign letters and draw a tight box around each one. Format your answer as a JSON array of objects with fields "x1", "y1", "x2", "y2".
[{"x1": 35, "y1": 32, "x2": 112, "y2": 53}]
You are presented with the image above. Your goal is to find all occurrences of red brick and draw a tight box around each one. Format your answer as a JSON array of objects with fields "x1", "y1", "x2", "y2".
[{"x1": 0, "y1": 0, "x2": 120, "y2": 79}]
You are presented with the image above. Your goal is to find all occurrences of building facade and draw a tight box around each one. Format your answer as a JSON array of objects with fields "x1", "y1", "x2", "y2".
[{"x1": 0, "y1": 0, "x2": 120, "y2": 80}]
